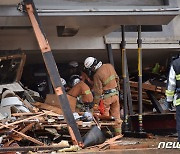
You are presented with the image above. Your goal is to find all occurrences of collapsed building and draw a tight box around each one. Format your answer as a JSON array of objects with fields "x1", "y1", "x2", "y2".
[{"x1": 0, "y1": 0, "x2": 180, "y2": 153}]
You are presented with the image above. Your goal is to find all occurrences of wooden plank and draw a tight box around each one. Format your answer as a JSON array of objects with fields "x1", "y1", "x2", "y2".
[
  {"x1": 0, "y1": 111, "x2": 49, "y2": 130},
  {"x1": 11, "y1": 112, "x2": 42, "y2": 117}
]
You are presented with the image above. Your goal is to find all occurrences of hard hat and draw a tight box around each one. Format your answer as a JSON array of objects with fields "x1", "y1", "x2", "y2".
[
  {"x1": 60, "y1": 78, "x2": 67, "y2": 86},
  {"x1": 84, "y1": 57, "x2": 97, "y2": 69},
  {"x1": 70, "y1": 75, "x2": 81, "y2": 86},
  {"x1": 69, "y1": 61, "x2": 79, "y2": 68}
]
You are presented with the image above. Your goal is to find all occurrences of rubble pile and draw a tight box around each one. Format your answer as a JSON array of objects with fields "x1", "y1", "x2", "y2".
[
  {"x1": 0, "y1": 51, "x2": 176, "y2": 153},
  {"x1": 0, "y1": 88, "x2": 118, "y2": 153}
]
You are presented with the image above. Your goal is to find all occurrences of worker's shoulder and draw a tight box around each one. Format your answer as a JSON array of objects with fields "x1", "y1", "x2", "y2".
[
  {"x1": 172, "y1": 57, "x2": 180, "y2": 65},
  {"x1": 95, "y1": 63, "x2": 114, "y2": 75},
  {"x1": 100, "y1": 63, "x2": 114, "y2": 69}
]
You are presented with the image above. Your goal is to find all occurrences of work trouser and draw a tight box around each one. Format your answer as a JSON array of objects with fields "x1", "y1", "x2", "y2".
[
  {"x1": 176, "y1": 105, "x2": 180, "y2": 142},
  {"x1": 103, "y1": 95, "x2": 122, "y2": 135}
]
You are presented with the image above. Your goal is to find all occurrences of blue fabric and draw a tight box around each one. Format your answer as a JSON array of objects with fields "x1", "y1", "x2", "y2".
[{"x1": 176, "y1": 105, "x2": 180, "y2": 142}]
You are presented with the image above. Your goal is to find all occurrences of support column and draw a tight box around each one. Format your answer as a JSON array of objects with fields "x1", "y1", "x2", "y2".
[
  {"x1": 106, "y1": 43, "x2": 115, "y2": 66},
  {"x1": 121, "y1": 25, "x2": 129, "y2": 132},
  {"x1": 137, "y1": 25, "x2": 143, "y2": 133}
]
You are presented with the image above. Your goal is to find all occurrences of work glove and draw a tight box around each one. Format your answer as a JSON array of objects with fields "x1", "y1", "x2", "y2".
[{"x1": 167, "y1": 101, "x2": 173, "y2": 111}]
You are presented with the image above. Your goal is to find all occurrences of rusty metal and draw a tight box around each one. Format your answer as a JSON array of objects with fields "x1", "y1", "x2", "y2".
[
  {"x1": 130, "y1": 113, "x2": 176, "y2": 132},
  {"x1": 146, "y1": 91, "x2": 164, "y2": 113},
  {"x1": 23, "y1": 0, "x2": 82, "y2": 145}
]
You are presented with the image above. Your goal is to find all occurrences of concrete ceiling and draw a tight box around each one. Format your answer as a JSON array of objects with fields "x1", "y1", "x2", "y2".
[
  {"x1": 0, "y1": 0, "x2": 179, "y2": 66},
  {"x1": 0, "y1": 0, "x2": 20, "y2": 5}
]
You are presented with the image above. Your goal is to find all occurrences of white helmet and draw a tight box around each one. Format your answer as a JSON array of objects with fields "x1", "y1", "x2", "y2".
[
  {"x1": 60, "y1": 78, "x2": 67, "y2": 86},
  {"x1": 69, "y1": 61, "x2": 78, "y2": 68},
  {"x1": 72, "y1": 78, "x2": 80, "y2": 86},
  {"x1": 70, "y1": 75, "x2": 81, "y2": 87},
  {"x1": 84, "y1": 57, "x2": 96, "y2": 69}
]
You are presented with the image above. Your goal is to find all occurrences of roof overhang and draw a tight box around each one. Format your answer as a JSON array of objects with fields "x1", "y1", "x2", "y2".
[
  {"x1": 0, "y1": 0, "x2": 179, "y2": 26},
  {"x1": 0, "y1": 0, "x2": 179, "y2": 38}
]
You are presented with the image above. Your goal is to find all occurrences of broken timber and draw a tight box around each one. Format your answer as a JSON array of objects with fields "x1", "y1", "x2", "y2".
[
  {"x1": 22, "y1": 0, "x2": 83, "y2": 146},
  {"x1": 129, "y1": 81, "x2": 165, "y2": 93},
  {"x1": 0, "y1": 123, "x2": 45, "y2": 146}
]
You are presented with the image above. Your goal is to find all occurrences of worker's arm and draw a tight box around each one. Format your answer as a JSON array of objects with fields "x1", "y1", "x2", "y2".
[
  {"x1": 93, "y1": 74, "x2": 103, "y2": 105},
  {"x1": 166, "y1": 65, "x2": 176, "y2": 103}
]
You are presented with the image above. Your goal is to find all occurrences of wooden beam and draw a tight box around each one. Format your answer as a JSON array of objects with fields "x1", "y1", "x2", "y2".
[{"x1": 128, "y1": 81, "x2": 165, "y2": 93}]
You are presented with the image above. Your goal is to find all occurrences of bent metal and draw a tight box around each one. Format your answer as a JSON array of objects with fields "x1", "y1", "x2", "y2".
[{"x1": 158, "y1": 142, "x2": 180, "y2": 149}]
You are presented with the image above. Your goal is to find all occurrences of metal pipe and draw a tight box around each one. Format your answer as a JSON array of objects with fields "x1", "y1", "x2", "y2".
[
  {"x1": 37, "y1": 7, "x2": 180, "y2": 13},
  {"x1": 126, "y1": 65, "x2": 134, "y2": 115},
  {"x1": 121, "y1": 25, "x2": 129, "y2": 132},
  {"x1": 137, "y1": 25, "x2": 143, "y2": 132},
  {"x1": 0, "y1": 145, "x2": 69, "y2": 153},
  {"x1": 106, "y1": 43, "x2": 115, "y2": 66}
]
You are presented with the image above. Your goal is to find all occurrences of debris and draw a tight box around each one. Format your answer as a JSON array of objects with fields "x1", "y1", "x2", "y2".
[
  {"x1": 52, "y1": 140, "x2": 69, "y2": 147},
  {"x1": 0, "y1": 106, "x2": 11, "y2": 119},
  {"x1": 0, "y1": 123, "x2": 45, "y2": 146},
  {"x1": 0, "y1": 111, "x2": 48, "y2": 129},
  {"x1": 97, "y1": 134, "x2": 123, "y2": 150},
  {"x1": 57, "y1": 145, "x2": 81, "y2": 152}
]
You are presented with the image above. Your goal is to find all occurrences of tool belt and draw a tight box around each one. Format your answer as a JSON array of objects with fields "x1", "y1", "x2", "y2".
[
  {"x1": 76, "y1": 100, "x2": 94, "y2": 112},
  {"x1": 103, "y1": 88, "x2": 119, "y2": 99}
]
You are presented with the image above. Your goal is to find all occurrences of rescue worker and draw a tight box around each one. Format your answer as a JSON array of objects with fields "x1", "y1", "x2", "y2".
[
  {"x1": 165, "y1": 56, "x2": 180, "y2": 142},
  {"x1": 60, "y1": 77, "x2": 69, "y2": 91},
  {"x1": 81, "y1": 67, "x2": 94, "y2": 89},
  {"x1": 62, "y1": 61, "x2": 80, "y2": 83},
  {"x1": 68, "y1": 61, "x2": 80, "y2": 76},
  {"x1": 84, "y1": 57, "x2": 122, "y2": 136},
  {"x1": 68, "y1": 75, "x2": 94, "y2": 111}
]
